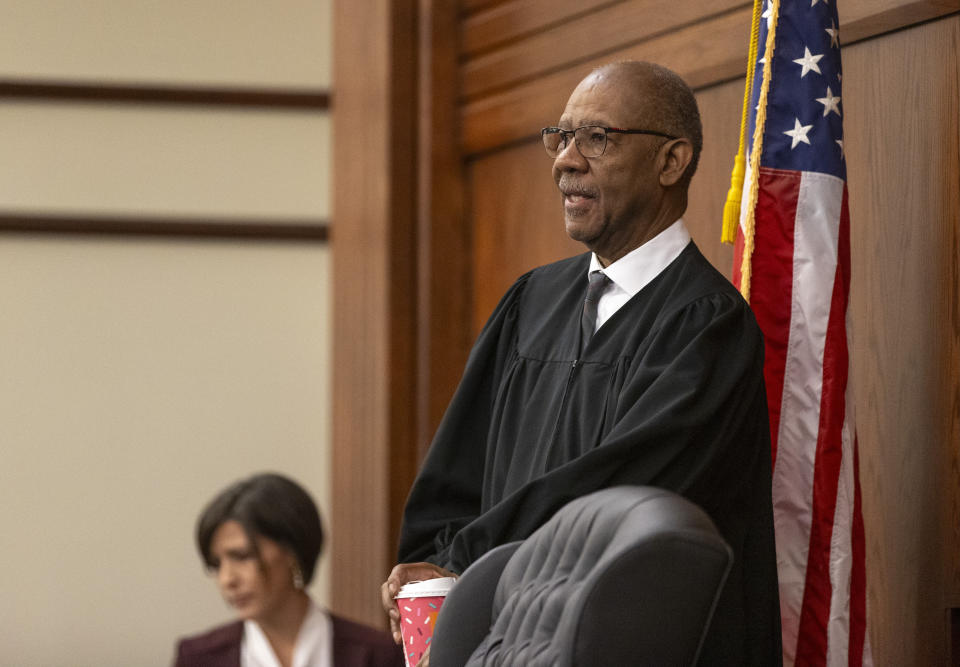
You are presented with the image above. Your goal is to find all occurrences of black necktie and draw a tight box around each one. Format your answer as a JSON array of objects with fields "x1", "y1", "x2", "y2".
[{"x1": 581, "y1": 270, "x2": 611, "y2": 352}]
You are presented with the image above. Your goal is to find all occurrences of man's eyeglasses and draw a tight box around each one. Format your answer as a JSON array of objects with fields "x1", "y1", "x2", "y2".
[{"x1": 541, "y1": 125, "x2": 677, "y2": 158}]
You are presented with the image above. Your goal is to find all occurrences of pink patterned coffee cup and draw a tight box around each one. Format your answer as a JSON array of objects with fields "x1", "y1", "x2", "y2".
[{"x1": 394, "y1": 577, "x2": 456, "y2": 667}]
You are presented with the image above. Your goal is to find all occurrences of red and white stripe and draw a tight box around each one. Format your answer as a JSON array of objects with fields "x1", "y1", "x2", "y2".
[{"x1": 735, "y1": 166, "x2": 870, "y2": 666}]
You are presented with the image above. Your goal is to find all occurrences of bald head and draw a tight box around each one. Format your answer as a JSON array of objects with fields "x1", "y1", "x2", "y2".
[{"x1": 584, "y1": 61, "x2": 702, "y2": 187}]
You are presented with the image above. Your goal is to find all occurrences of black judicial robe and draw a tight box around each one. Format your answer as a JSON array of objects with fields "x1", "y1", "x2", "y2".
[{"x1": 398, "y1": 242, "x2": 781, "y2": 665}]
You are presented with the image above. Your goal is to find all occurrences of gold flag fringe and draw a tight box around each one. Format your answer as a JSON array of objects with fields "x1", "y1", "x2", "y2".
[{"x1": 737, "y1": 0, "x2": 780, "y2": 303}]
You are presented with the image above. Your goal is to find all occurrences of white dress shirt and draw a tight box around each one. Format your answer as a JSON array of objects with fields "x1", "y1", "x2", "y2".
[
  {"x1": 586, "y1": 218, "x2": 692, "y2": 332},
  {"x1": 241, "y1": 599, "x2": 333, "y2": 667}
]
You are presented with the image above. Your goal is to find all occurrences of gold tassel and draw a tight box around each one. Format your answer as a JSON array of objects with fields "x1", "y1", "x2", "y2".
[
  {"x1": 721, "y1": 154, "x2": 746, "y2": 244},
  {"x1": 721, "y1": 0, "x2": 765, "y2": 245}
]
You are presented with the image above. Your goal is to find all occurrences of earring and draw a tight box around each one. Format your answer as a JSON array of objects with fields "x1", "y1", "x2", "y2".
[{"x1": 292, "y1": 564, "x2": 304, "y2": 590}]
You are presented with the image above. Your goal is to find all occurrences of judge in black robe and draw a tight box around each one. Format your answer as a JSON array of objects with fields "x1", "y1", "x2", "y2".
[
  {"x1": 383, "y1": 61, "x2": 781, "y2": 666},
  {"x1": 398, "y1": 241, "x2": 780, "y2": 664}
]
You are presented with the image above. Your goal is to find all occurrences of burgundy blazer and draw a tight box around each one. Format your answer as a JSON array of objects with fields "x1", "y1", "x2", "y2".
[{"x1": 174, "y1": 614, "x2": 404, "y2": 667}]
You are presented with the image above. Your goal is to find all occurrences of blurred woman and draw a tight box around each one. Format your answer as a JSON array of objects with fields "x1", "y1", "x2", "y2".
[{"x1": 175, "y1": 473, "x2": 402, "y2": 667}]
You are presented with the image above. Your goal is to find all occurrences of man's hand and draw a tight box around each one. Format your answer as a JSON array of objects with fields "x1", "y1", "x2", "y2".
[{"x1": 380, "y1": 562, "x2": 457, "y2": 644}]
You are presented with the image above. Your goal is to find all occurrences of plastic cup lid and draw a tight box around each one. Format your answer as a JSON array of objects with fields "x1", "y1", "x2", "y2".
[{"x1": 394, "y1": 577, "x2": 457, "y2": 598}]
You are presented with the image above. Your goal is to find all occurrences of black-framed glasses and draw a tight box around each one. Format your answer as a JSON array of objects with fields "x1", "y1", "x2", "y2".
[{"x1": 541, "y1": 125, "x2": 677, "y2": 158}]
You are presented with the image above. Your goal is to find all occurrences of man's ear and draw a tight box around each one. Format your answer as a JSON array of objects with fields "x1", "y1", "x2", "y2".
[{"x1": 659, "y1": 138, "x2": 694, "y2": 187}]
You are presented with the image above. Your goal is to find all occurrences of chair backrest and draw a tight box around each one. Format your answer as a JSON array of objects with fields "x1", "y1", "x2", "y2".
[{"x1": 431, "y1": 486, "x2": 733, "y2": 667}]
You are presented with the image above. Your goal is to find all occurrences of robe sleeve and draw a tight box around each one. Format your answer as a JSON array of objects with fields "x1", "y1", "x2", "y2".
[
  {"x1": 436, "y1": 291, "x2": 770, "y2": 573},
  {"x1": 396, "y1": 272, "x2": 531, "y2": 565}
]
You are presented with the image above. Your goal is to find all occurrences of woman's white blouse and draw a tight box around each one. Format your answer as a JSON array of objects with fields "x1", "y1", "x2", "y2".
[{"x1": 240, "y1": 599, "x2": 333, "y2": 667}]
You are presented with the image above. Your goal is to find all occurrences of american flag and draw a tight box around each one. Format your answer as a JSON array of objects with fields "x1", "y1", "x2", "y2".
[{"x1": 732, "y1": 1, "x2": 871, "y2": 664}]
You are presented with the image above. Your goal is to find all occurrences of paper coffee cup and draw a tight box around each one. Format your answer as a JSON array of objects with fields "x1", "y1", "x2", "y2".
[{"x1": 394, "y1": 577, "x2": 456, "y2": 667}]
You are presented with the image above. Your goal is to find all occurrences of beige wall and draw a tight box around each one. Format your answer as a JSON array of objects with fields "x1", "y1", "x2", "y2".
[
  {"x1": 0, "y1": 0, "x2": 331, "y2": 86},
  {"x1": 0, "y1": 237, "x2": 332, "y2": 665},
  {"x1": 0, "y1": 103, "x2": 330, "y2": 218},
  {"x1": 0, "y1": 2, "x2": 333, "y2": 666}
]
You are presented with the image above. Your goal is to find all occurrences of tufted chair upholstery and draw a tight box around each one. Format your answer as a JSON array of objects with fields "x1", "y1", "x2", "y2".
[{"x1": 430, "y1": 486, "x2": 732, "y2": 667}]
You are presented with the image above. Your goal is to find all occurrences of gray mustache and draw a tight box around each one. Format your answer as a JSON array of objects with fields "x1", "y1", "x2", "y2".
[{"x1": 558, "y1": 179, "x2": 597, "y2": 197}]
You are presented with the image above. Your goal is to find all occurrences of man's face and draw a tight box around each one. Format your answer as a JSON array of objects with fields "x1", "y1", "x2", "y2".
[{"x1": 552, "y1": 74, "x2": 665, "y2": 263}]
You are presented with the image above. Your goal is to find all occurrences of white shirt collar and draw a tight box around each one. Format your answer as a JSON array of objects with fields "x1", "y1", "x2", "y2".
[
  {"x1": 587, "y1": 218, "x2": 691, "y2": 296},
  {"x1": 241, "y1": 598, "x2": 333, "y2": 667}
]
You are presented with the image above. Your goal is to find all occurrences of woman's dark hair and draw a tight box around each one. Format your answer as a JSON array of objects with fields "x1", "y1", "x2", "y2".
[{"x1": 196, "y1": 472, "x2": 324, "y2": 585}]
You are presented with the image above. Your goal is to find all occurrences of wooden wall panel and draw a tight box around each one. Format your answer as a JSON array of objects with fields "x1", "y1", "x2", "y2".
[
  {"x1": 331, "y1": 0, "x2": 420, "y2": 627},
  {"x1": 462, "y1": 0, "x2": 621, "y2": 57},
  {"x1": 685, "y1": 81, "x2": 742, "y2": 278},
  {"x1": 461, "y1": 0, "x2": 955, "y2": 75},
  {"x1": 462, "y1": 8, "x2": 752, "y2": 155},
  {"x1": 418, "y1": 0, "x2": 474, "y2": 454},
  {"x1": 460, "y1": 0, "x2": 959, "y2": 155},
  {"x1": 463, "y1": 0, "x2": 511, "y2": 15},
  {"x1": 844, "y1": 17, "x2": 960, "y2": 665},
  {"x1": 468, "y1": 141, "x2": 581, "y2": 333},
  {"x1": 462, "y1": 1, "x2": 745, "y2": 100}
]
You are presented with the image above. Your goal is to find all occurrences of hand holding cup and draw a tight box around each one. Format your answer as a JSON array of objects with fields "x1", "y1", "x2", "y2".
[{"x1": 380, "y1": 562, "x2": 457, "y2": 645}]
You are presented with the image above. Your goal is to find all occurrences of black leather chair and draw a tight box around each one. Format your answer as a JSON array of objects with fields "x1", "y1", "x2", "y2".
[{"x1": 430, "y1": 486, "x2": 733, "y2": 667}]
